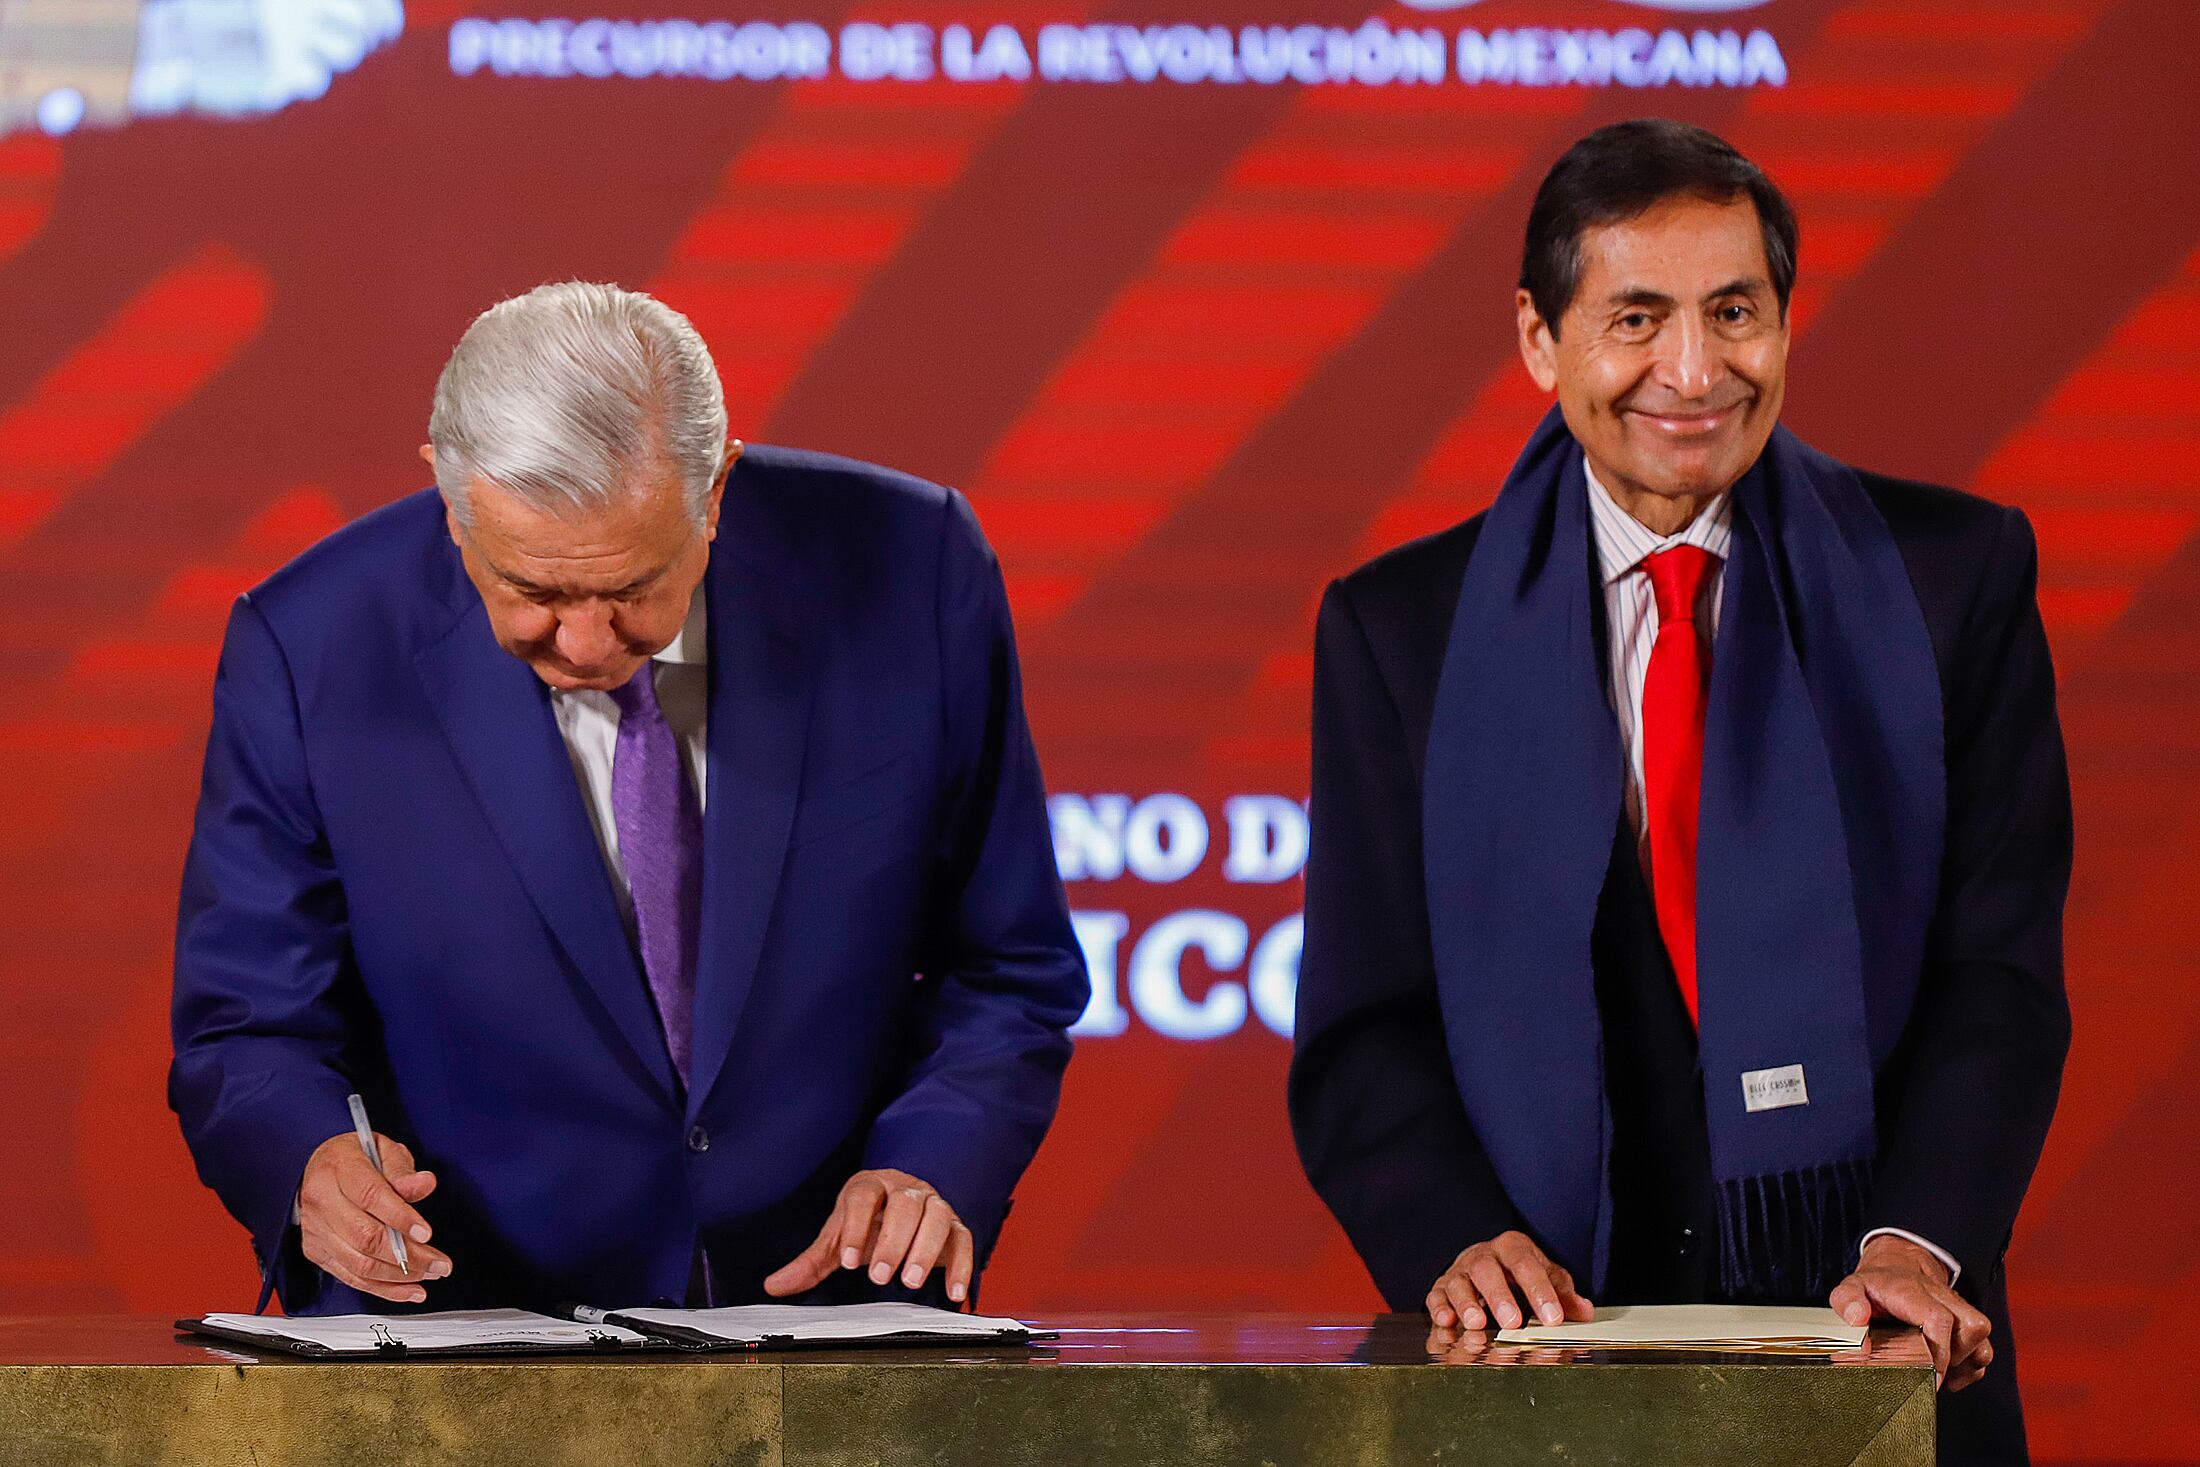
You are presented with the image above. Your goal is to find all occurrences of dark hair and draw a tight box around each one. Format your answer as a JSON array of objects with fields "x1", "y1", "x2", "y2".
[{"x1": 1520, "y1": 119, "x2": 1798, "y2": 337}]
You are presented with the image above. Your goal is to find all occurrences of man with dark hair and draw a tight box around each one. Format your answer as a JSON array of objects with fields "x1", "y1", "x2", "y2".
[{"x1": 1291, "y1": 119, "x2": 2070, "y2": 1464}]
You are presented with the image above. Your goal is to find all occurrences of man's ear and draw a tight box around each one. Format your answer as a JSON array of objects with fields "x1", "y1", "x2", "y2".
[
  {"x1": 706, "y1": 439, "x2": 743, "y2": 541},
  {"x1": 419, "y1": 443, "x2": 437, "y2": 470},
  {"x1": 1516, "y1": 289, "x2": 1560, "y2": 394}
]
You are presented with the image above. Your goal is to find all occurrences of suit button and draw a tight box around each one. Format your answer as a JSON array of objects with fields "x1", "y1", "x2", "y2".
[
  {"x1": 687, "y1": 1126, "x2": 711, "y2": 1153},
  {"x1": 1678, "y1": 1227, "x2": 1698, "y2": 1258}
]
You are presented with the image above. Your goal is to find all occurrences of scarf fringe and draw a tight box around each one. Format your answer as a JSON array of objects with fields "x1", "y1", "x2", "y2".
[{"x1": 1716, "y1": 1158, "x2": 1872, "y2": 1300}]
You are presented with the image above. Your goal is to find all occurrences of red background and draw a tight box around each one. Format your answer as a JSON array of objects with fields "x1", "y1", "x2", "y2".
[{"x1": 1, "y1": 1, "x2": 2195, "y2": 1457}]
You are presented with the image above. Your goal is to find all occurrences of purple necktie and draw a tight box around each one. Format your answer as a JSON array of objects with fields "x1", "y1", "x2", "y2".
[{"x1": 608, "y1": 666, "x2": 701, "y2": 1087}]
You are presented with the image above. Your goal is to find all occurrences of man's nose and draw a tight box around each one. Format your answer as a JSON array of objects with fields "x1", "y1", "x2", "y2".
[
  {"x1": 1653, "y1": 315, "x2": 1719, "y2": 399},
  {"x1": 554, "y1": 602, "x2": 621, "y2": 669}
]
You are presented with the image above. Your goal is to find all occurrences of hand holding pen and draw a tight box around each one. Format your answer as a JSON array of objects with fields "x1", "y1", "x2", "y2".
[{"x1": 294, "y1": 1097, "x2": 453, "y2": 1304}]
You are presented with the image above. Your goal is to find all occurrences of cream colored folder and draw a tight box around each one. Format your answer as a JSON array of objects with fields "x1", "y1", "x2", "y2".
[{"x1": 1495, "y1": 1304, "x2": 1866, "y2": 1350}]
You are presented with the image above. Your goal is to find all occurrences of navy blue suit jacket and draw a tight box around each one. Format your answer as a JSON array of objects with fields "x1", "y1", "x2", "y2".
[{"x1": 171, "y1": 445, "x2": 1086, "y2": 1314}]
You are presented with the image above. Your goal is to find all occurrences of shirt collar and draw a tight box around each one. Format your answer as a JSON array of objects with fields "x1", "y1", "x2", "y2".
[
  {"x1": 652, "y1": 580, "x2": 709, "y2": 666},
  {"x1": 1583, "y1": 456, "x2": 1735, "y2": 587}
]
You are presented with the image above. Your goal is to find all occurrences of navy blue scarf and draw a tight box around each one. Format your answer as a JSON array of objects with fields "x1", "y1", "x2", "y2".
[{"x1": 1422, "y1": 407, "x2": 1944, "y2": 1299}]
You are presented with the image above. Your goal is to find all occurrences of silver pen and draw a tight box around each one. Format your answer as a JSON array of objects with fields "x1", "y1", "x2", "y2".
[{"x1": 346, "y1": 1093, "x2": 412, "y2": 1276}]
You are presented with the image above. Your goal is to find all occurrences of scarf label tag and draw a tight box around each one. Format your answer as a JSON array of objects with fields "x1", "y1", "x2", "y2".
[{"x1": 1740, "y1": 1064, "x2": 1810, "y2": 1113}]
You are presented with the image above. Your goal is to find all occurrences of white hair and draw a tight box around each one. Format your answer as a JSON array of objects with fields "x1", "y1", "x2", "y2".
[{"x1": 428, "y1": 282, "x2": 726, "y2": 527}]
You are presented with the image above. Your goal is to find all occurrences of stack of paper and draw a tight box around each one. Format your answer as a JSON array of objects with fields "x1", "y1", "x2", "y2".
[
  {"x1": 589, "y1": 1302, "x2": 1037, "y2": 1349},
  {"x1": 1494, "y1": 1305, "x2": 1866, "y2": 1351},
  {"x1": 188, "y1": 1309, "x2": 650, "y2": 1356}
]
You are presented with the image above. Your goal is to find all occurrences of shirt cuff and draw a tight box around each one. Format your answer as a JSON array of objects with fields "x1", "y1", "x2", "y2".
[{"x1": 1858, "y1": 1227, "x2": 1960, "y2": 1287}]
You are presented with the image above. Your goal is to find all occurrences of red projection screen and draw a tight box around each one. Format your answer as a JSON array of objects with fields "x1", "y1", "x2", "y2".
[{"x1": 1, "y1": 1, "x2": 2196, "y2": 1457}]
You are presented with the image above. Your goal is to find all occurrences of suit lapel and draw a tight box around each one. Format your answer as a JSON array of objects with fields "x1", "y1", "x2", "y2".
[
  {"x1": 416, "y1": 600, "x2": 681, "y2": 1105},
  {"x1": 685, "y1": 528, "x2": 817, "y2": 1115}
]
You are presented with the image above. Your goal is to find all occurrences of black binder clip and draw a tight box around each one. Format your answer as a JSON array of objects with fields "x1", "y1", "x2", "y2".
[{"x1": 369, "y1": 1324, "x2": 408, "y2": 1355}]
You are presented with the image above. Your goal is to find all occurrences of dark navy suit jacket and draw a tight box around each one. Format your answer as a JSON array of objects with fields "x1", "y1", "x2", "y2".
[
  {"x1": 1292, "y1": 470, "x2": 2072, "y2": 1464},
  {"x1": 171, "y1": 445, "x2": 1087, "y2": 1314}
]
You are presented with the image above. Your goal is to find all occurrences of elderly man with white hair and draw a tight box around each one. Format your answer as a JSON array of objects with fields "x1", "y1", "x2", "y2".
[{"x1": 170, "y1": 282, "x2": 1086, "y2": 1315}]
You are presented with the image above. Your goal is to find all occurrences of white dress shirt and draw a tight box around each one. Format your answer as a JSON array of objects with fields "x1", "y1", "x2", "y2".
[
  {"x1": 550, "y1": 586, "x2": 710, "y2": 930},
  {"x1": 1582, "y1": 459, "x2": 1960, "y2": 1287}
]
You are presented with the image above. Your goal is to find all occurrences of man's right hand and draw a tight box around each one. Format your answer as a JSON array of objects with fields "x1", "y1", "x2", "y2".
[
  {"x1": 298, "y1": 1131, "x2": 451, "y2": 1304},
  {"x1": 1426, "y1": 1230, "x2": 1595, "y2": 1330}
]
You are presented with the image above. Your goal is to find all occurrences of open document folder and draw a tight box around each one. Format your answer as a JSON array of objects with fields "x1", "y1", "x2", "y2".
[
  {"x1": 1494, "y1": 1304, "x2": 1867, "y2": 1351},
  {"x1": 180, "y1": 1302, "x2": 1043, "y2": 1357}
]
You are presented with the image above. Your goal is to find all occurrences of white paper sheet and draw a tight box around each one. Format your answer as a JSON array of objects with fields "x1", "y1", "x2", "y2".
[
  {"x1": 197, "y1": 1308, "x2": 648, "y2": 1352},
  {"x1": 608, "y1": 1301, "x2": 1031, "y2": 1344},
  {"x1": 1494, "y1": 1304, "x2": 1866, "y2": 1349}
]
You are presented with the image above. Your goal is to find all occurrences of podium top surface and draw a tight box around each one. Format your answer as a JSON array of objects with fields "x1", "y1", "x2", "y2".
[
  {"x1": 0, "y1": 1314, "x2": 1940, "y2": 1467},
  {"x1": 0, "y1": 1311, "x2": 1931, "y2": 1371}
]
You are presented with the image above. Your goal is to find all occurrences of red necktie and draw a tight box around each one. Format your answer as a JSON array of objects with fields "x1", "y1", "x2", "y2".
[{"x1": 1641, "y1": 544, "x2": 1718, "y2": 1026}]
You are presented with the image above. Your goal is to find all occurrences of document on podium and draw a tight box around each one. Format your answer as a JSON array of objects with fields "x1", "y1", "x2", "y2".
[
  {"x1": 180, "y1": 1302, "x2": 1043, "y2": 1357},
  {"x1": 1494, "y1": 1304, "x2": 1867, "y2": 1351},
  {"x1": 182, "y1": 1308, "x2": 652, "y2": 1357},
  {"x1": 577, "y1": 1301, "x2": 1044, "y2": 1350}
]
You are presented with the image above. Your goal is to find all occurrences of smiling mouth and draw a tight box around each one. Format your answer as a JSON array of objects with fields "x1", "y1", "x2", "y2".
[{"x1": 1626, "y1": 402, "x2": 1749, "y2": 439}]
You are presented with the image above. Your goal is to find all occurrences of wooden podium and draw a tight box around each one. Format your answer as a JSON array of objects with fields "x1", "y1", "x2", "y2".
[{"x1": 0, "y1": 1313, "x2": 1934, "y2": 1466}]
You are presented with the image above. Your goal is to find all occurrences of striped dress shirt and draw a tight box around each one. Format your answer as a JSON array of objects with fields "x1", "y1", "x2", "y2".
[
  {"x1": 1584, "y1": 459, "x2": 1734, "y2": 851},
  {"x1": 1580, "y1": 456, "x2": 1959, "y2": 1286}
]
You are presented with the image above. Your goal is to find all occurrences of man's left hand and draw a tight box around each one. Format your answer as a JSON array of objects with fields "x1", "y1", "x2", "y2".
[
  {"x1": 1829, "y1": 1234, "x2": 1992, "y2": 1391},
  {"x1": 762, "y1": 1169, "x2": 974, "y2": 1305}
]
